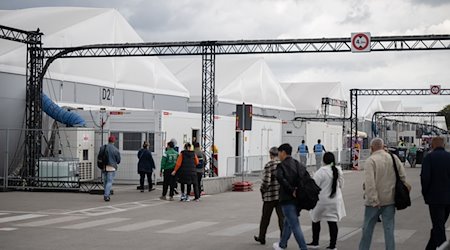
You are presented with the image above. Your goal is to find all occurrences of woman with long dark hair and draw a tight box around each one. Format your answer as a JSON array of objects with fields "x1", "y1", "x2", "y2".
[{"x1": 307, "y1": 152, "x2": 346, "y2": 250}]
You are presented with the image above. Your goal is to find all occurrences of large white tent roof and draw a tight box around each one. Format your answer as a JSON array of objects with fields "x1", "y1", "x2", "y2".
[
  {"x1": 0, "y1": 7, "x2": 189, "y2": 98},
  {"x1": 280, "y1": 82, "x2": 346, "y2": 116},
  {"x1": 162, "y1": 57, "x2": 295, "y2": 111}
]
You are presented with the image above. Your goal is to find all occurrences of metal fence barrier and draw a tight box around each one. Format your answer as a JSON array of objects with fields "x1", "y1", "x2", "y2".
[{"x1": 0, "y1": 128, "x2": 164, "y2": 192}]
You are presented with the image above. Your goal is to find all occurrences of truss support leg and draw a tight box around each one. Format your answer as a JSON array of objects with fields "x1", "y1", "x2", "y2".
[
  {"x1": 350, "y1": 89, "x2": 358, "y2": 169},
  {"x1": 201, "y1": 45, "x2": 216, "y2": 177},
  {"x1": 24, "y1": 35, "x2": 43, "y2": 182}
]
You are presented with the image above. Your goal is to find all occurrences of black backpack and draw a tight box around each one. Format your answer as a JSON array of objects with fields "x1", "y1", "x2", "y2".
[
  {"x1": 296, "y1": 165, "x2": 321, "y2": 211},
  {"x1": 97, "y1": 145, "x2": 109, "y2": 170}
]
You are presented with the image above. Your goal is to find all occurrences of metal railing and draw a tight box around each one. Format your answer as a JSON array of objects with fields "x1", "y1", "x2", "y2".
[
  {"x1": 0, "y1": 128, "x2": 165, "y2": 191},
  {"x1": 225, "y1": 155, "x2": 269, "y2": 178}
]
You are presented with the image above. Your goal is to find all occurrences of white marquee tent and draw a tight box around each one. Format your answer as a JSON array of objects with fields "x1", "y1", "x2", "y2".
[
  {"x1": 280, "y1": 82, "x2": 346, "y2": 117},
  {"x1": 0, "y1": 7, "x2": 188, "y2": 98},
  {"x1": 162, "y1": 57, "x2": 296, "y2": 112}
]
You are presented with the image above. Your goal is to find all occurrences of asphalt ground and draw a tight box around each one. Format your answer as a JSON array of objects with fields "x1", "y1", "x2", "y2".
[{"x1": 0, "y1": 166, "x2": 448, "y2": 250}]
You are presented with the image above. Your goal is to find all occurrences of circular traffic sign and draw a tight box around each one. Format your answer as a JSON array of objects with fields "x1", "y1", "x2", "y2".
[
  {"x1": 352, "y1": 33, "x2": 370, "y2": 51},
  {"x1": 430, "y1": 85, "x2": 441, "y2": 95}
]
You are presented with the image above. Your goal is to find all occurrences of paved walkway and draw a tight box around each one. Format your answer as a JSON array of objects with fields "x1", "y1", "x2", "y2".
[{"x1": 0, "y1": 167, "x2": 448, "y2": 249}]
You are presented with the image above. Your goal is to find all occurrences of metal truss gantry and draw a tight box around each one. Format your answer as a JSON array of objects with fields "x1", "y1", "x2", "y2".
[
  {"x1": 0, "y1": 25, "x2": 43, "y2": 180},
  {"x1": 371, "y1": 111, "x2": 443, "y2": 139},
  {"x1": 3, "y1": 23, "x2": 450, "y2": 177},
  {"x1": 201, "y1": 44, "x2": 216, "y2": 176},
  {"x1": 350, "y1": 89, "x2": 450, "y2": 149}
]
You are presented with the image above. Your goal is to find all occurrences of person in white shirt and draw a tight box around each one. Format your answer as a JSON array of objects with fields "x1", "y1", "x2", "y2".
[{"x1": 307, "y1": 152, "x2": 346, "y2": 250}]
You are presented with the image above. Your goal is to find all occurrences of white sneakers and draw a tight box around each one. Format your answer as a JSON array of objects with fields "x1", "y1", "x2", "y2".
[{"x1": 272, "y1": 242, "x2": 283, "y2": 250}]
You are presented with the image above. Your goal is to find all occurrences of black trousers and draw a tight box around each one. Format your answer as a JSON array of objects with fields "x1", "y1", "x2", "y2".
[
  {"x1": 426, "y1": 204, "x2": 450, "y2": 250},
  {"x1": 139, "y1": 172, "x2": 152, "y2": 191},
  {"x1": 312, "y1": 221, "x2": 338, "y2": 248},
  {"x1": 162, "y1": 169, "x2": 175, "y2": 197},
  {"x1": 258, "y1": 200, "x2": 284, "y2": 240},
  {"x1": 182, "y1": 176, "x2": 200, "y2": 200},
  {"x1": 197, "y1": 172, "x2": 203, "y2": 193}
]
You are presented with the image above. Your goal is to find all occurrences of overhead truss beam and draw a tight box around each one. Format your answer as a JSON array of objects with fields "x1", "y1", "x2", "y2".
[
  {"x1": 0, "y1": 25, "x2": 41, "y2": 44},
  {"x1": 42, "y1": 34, "x2": 450, "y2": 58}
]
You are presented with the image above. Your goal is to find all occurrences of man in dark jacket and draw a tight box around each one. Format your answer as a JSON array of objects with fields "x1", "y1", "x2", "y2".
[
  {"x1": 273, "y1": 143, "x2": 308, "y2": 250},
  {"x1": 421, "y1": 137, "x2": 450, "y2": 250},
  {"x1": 137, "y1": 141, "x2": 156, "y2": 192},
  {"x1": 99, "y1": 136, "x2": 121, "y2": 202}
]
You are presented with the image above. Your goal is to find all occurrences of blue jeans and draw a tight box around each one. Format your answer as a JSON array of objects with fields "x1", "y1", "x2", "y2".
[
  {"x1": 103, "y1": 171, "x2": 116, "y2": 198},
  {"x1": 359, "y1": 205, "x2": 396, "y2": 250},
  {"x1": 279, "y1": 203, "x2": 308, "y2": 250}
]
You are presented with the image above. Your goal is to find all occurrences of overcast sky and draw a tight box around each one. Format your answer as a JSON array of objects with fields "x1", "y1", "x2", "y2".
[{"x1": 1, "y1": 0, "x2": 450, "y2": 112}]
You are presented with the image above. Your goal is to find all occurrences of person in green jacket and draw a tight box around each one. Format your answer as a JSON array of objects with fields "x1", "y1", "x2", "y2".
[
  {"x1": 408, "y1": 144, "x2": 418, "y2": 168},
  {"x1": 160, "y1": 141, "x2": 179, "y2": 201}
]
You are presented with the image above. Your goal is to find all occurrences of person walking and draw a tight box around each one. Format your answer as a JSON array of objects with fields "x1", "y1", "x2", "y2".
[
  {"x1": 193, "y1": 142, "x2": 206, "y2": 196},
  {"x1": 407, "y1": 144, "x2": 417, "y2": 168},
  {"x1": 160, "y1": 141, "x2": 179, "y2": 201},
  {"x1": 307, "y1": 152, "x2": 346, "y2": 250},
  {"x1": 172, "y1": 143, "x2": 200, "y2": 202},
  {"x1": 137, "y1": 141, "x2": 156, "y2": 192},
  {"x1": 254, "y1": 147, "x2": 284, "y2": 245},
  {"x1": 273, "y1": 143, "x2": 308, "y2": 250},
  {"x1": 298, "y1": 140, "x2": 309, "y2": 166},
  {"x1": 421, "y1": 137, "x2": 450, "y2": 250},
  {"x1": 98, "y1": 135, "x2": 121, "y2": 202},
  {"x1": 314, "y1": 139, "x2": 326, "y2": 170},
  {"x1": 359, "y1": 138, "x2": 408, "y2": 250}
]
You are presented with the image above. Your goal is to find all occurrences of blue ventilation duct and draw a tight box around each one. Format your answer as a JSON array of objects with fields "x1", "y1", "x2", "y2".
[{"x1": 42, "y1": 94, "x2": 86, "y2": 127}]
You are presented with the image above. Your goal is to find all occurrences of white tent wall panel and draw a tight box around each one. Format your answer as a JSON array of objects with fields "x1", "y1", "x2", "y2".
[{"x1": 0, "y1": 72, "x2": 26, "y2": 178}]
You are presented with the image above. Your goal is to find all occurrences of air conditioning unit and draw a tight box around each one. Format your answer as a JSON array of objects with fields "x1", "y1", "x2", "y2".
[{"x1": 57, "y1": 128, "x2": 95, "y2": 181}]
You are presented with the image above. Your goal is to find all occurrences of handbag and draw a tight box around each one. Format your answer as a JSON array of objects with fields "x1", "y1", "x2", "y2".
[{"x1": 389, "y1": 153, "x2": 411, "y2": 210}]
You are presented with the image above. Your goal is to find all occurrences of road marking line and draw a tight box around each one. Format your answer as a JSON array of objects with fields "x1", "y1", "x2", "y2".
[
  {"x1": 158, "y1": 221, "x2": 218, "y2": 234},
  {"x1": 60, "y1": 218, "x2": 129, "y2": 229},
  {"x1": 0, "y1": 227, "x2": 18, "y2": 231},
  {"x1": 16, "y1": 216, "x2": 85, "y2": 227},
  {"x1": 338, "y1": 228, "x2": 362, "y2": 241},
  {"x1": 267, "y1": 225, "x2": 311, "y2": 239},
  {"x1": 0, "y1": 213, "x2": 9, "y2": 216},
  {"x1": 0, "y1": 214, "x2": 47, "y2": 224},
  {"x1": 108, "y1": 219, "x2": 174, "y2": 232},
  {"x1": 209, "y1": 223, "x2": 259, "y2": 236},
  {"x1": 375, "y1": 229, "x2": 416, "y2": 244}
]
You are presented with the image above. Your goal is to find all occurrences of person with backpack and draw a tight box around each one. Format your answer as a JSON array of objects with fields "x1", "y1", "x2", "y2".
[
  {"x1": 160, "y1": 141, "x2": 179, "y2": 201},
  {"x1": 97, "y1": 135, "x2": 121, "y2": 202},
  {"x1": 193, "y1": 142, "x2": 206, "y2": 196},
  {"x1": 297, "y1": 140, "x2": 309, "y2": 166},
  {"x1": 307, "y1": 152, "x2": 346, "y2": 250},
  {"x1": 172, "y1": 143, "x2": 200, "y2": 202},
  {"x1": 314, "y1": 139, "x2": 326, "y2": 170},
  {"x1": 137, "y1": 141, "x2": 156, "y2": 192},
  {"x1": 359, "y1": 138, "x2": 408, "y2": 250},
  {"x1": 254, "y1": 147, "x2": 284, "y2": 245},
  {"x1": 273, "y1": 143, "x2": 308, "y2": 250}
]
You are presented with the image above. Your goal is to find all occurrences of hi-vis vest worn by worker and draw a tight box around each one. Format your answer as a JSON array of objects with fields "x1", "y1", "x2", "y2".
[
  {"x1": 314, "y1": 144, "x2": 324, "y2": 155},
  {"x1": 299, "y1": 144, "x2": 308, "y2": 156}
]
